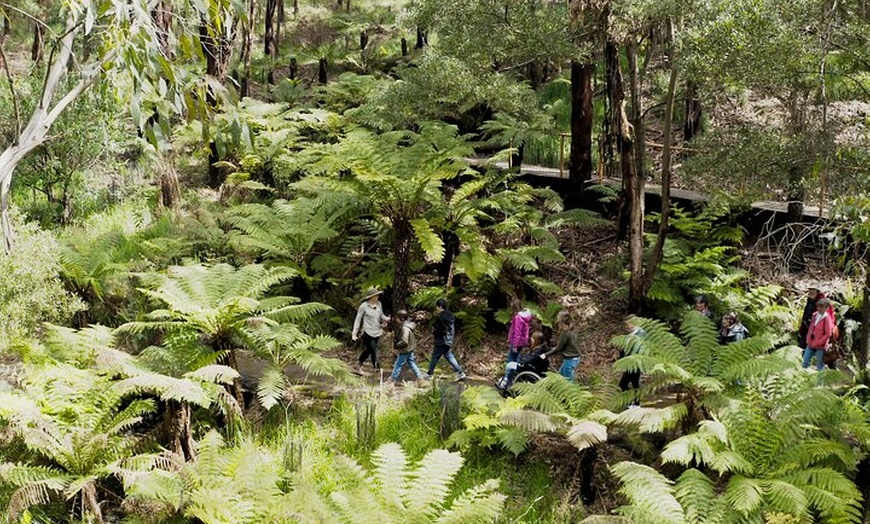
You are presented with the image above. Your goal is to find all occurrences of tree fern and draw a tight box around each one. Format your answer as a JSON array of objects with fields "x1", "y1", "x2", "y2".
[
  {"x1": 591, "y1": 375, "x2": 869, "y2": 524},
  {"x1": 118, "y1": 263, "x2": 337, "y2": 406}
]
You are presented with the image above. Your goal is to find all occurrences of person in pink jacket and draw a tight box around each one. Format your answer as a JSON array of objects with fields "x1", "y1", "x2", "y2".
[
  {"x1": 802, "y1": 298, "x2": 835, "y2": 371},
  {"x1": 507, "y1": 298, "x2": 535, "y2": 365}
]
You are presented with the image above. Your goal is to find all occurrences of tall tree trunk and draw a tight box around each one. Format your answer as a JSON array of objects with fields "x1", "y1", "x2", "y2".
[
  {"x1": 860, "y1": 267, "x2": 870, "y2": 381},
  {"x1": 784, "y1": 92, "x2": 808, "y2": 268},
  {"x1": 641, "y1": 23, "x2": 678, "y2": 297},
  {"x1": 293, "y1": 0, "x2": 299, "y2": 18},
  {"x1": 0, "y1": 11, "x2": 9, "y2": 48},
  {"x1": 569, "y1": 60, "x2": 593, "y2": 205},
  {"x1": 0, "y1": 17, "x2": 94, "y2": 252},
  {"x1": 683, "y1": 80, "x2": 702, "y2": 142},
  {"x1": 276, "y1": 0, "x2": 285, "y2": 48},
  {"x1": 606, "y1": 40, "x2": 643, "y2": 313},
  {"x1": 151, "y1": 1, "x2": 173, "y2": 56},
  {"x1": 265, "y1": 0, "x2": 278, "y2": 84},
  {"x1": 240, "y1": 0, "x2": 255, "y2": 97},
  {"x1": 199, "y1": 17, "x2": 236, "y2": 188},
  {"x1": 31, "y1": 23, "x2": 44, "y2": 63},
  {"x1": 626, "y1": 40, "x2": 645, "y2": 182}
]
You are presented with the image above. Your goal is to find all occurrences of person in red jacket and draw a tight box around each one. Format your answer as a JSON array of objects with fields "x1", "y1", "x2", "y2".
[{"x1": 802, "y1": 298, "x2": 835, "y2": 371}]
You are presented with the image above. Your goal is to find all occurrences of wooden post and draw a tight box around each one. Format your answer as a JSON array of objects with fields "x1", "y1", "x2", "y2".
[{"x1": 559, "y1": 133, "x2": 566, "y2": 178}]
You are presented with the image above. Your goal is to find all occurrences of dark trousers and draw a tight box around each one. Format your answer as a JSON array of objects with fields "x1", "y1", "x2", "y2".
[
  {"x1": 358, "y1": 333, "x2": 380, "y2": 369},
  {"x1": 619, "y1": 371, "x2": 640, "y2": 391},
  {"x1": 427, "y1": 344, "x2": 463, "y2": 376}
]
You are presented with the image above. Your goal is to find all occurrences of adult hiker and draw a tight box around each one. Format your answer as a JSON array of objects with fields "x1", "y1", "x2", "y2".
[
  {"x1": 427, "y1": 298, "x2": 467, "y2": 381},
  {"x1": 351, "y1": 287, "x2": 390, "y2": 374},
  {"x1": 719, "y1": 312, "x2": 749, "y2": 344},
  {"x1": 694, "y1": 294, "x2": 714, "y2": 320},
  {"x1": 390, "y1": 310, "x2": 427, "y2": 384},
  {"x1": 798, "y1": 287, "x2": 821, "y2": 349},
  {"x1": 542, "y1": 310, "x2": 580, "y2": 380},
  {"x1": 618, "y1": 316, "x2": 647, "y2": 399},
  {"x1": 507, "y1": 298, "x2": 535, "y2": 365},
  {"x1": 802, "y1": 298, "x2": 835, "y2": 371}
]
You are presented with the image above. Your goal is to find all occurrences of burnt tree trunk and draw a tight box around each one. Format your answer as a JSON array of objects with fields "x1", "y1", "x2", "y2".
[
  {"x1": 265, "y1": 0, "x2": 278, "y2": 84},
  {"x1": 360, "y1": 29, "x2": 368, "y2": 50},
  {"x1": 318, "y1": 58, "x2": 328, "y2": 84},
  {"x1": 415, "y1": 27, "x2": 427, "y2": 49},
  {"x1": 569, "y1": 60, "x2": 594, "y2": 205},
  {"x1": 683, "y1": 80, "x2": 703, "y2": 142},
  {"x1": 289, "y1": 57, "x2": 298, "y2": 80},
  {"x1": 401, "y1": 37, "x2": 408, "y2": 56},
  {"x1": 606, "y1": 40, "x2": 644, "y2": 313}
]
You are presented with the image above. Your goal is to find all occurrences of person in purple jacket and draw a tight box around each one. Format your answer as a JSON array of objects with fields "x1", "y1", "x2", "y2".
[{"x1": 506, "y1": 298, "x2": 535, "y2": 366}]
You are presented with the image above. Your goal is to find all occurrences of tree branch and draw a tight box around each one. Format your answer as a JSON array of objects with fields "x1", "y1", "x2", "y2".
[
  {"x1": 641, "y1": 19, "x2": 678, "y2": 297},
  {"x1": 0, "y1": 34, "x2": 19, "y2": 137}
]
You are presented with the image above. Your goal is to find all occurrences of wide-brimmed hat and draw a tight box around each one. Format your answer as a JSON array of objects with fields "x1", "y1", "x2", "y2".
[{"x1": 362, "y1": 287, "x2": 383, "y2": 300}]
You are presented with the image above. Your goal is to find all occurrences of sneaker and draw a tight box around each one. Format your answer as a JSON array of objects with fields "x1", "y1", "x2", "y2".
[
  {"x1": 455, "y1": 372, "x2": 467, "y2": 381},
  {"x1": 418, "y1": 374, "x2": 432, "y2": 381}
]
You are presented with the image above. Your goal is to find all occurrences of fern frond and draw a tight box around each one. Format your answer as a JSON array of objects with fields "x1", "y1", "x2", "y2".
[
  {"x1": 434, "y1": 478, "x2": 505, "y2": 524},
  {"x1": 674, "y1": 469, "x2": 717, "y2": 524},
  {"x1": 610, "y1": 462, "x2": 684, "y2": 524},
  {"x1": 403, "y1": 449, "x2": 464, "y2": 518}
]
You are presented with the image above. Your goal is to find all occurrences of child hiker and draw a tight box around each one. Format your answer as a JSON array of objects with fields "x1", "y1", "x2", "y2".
[{"x1": 390, "y1": 310, "x2": 427, "y2": 384}]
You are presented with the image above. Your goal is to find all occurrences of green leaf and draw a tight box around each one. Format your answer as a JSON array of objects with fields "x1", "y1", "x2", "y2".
[{"x1": 412, "y1": 218, "x2": 445, "y2": 263}]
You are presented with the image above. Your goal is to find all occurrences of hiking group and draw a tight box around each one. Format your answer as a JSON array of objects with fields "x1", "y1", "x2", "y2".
[{"x1": 348, "y1": 285, "x2": 841, "y2": 389}]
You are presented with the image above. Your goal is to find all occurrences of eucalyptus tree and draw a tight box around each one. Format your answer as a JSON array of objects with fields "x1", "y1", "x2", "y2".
[
  {"x1": 0, "y1": 0, "x2": 245, "y2": 251},
  {"x1": 680, "y1": 0, "x2": 870, "y2": 223}
]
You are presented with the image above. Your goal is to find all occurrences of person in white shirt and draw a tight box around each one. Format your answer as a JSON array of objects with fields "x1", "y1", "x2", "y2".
[{"x1": 352, "y1": 288, "x2": 390, "y2": 374}]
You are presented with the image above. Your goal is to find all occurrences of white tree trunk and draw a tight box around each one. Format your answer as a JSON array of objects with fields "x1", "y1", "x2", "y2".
[{"x1": 0, "y1": 15, "x2": 105, "y2": 252}]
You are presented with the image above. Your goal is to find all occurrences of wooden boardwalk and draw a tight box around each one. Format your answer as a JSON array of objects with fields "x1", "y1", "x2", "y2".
[{"x1": 468, "y1": 158, "x2": 826, "y2": 220}]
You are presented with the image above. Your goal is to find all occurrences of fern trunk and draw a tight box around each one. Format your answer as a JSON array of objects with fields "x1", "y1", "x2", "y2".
[
  {"x1": 226, "y1": 347, "x2": 246, "y2": 408},
  {"x1": 82, "y1": 482, "x2": 104, "y2": 523},
  {"x1": 166, "y1": 400, "x2": 197, "y2": 461},
  {"x1": 393, "y1": 218, "x2": 413, "y2": 312}
]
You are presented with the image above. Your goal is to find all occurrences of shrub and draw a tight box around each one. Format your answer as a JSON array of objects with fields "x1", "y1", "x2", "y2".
[{"x1": 0, "y1": 216, "x2": 83, "y2": 348}]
